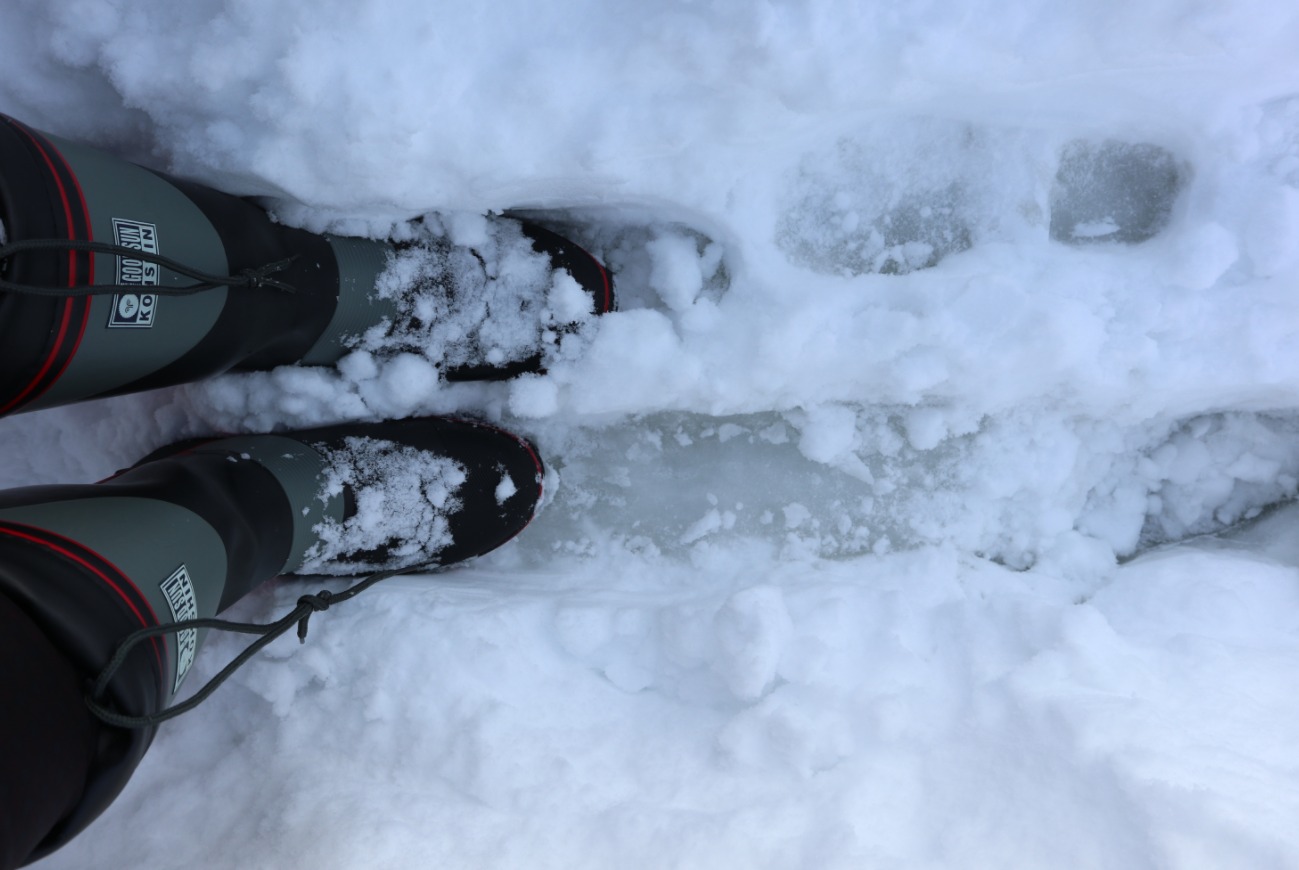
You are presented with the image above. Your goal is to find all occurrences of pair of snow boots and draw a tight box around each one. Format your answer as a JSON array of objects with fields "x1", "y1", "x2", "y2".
[{"x1": 0, "y1": 114, "x2": 613, "y2": 866}]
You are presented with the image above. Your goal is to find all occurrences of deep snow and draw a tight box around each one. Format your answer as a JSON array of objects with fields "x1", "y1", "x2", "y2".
[{"x1": 3, "y1": 0, "x2": 1299, "y2": 867}]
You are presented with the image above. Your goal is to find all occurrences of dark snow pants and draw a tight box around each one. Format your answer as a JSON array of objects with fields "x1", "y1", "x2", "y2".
[{"x1": 0, "y1": 588, "x2": 99, "y2": 869}]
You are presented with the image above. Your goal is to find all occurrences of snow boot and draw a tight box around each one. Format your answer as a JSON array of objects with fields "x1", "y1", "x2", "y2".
[
  {"x1": 0, "y1": 114, "x2": 613, "y2": 416},
  {"x1": 0, "y1": 415, "x2": 542, "y2": 862}
]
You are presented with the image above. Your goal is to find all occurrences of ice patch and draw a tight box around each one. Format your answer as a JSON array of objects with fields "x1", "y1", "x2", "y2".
[{"x1": 795, "y1": 404, "x2": 858, "y2": 465}]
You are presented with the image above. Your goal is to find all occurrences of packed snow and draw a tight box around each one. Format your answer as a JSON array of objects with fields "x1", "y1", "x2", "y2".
[{"x1": 2, "y1": 0, "x2": 1299, "y2": 867}]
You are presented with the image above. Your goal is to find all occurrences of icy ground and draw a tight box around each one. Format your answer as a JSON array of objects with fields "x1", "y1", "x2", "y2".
[{"x1": 5, "y1": 0, "x2": 1299, "y2": 867}]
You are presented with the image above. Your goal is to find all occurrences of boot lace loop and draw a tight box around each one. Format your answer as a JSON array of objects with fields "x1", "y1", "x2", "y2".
[
  {"x1": 0, "y1": 238, "x2": 297, "y2": 296},
  {"x1": 84, "y1": 566, "x2": 422, "y2": 730}
]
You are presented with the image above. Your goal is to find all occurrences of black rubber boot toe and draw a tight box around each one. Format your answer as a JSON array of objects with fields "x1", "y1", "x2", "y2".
[{"x1": 280, "y1": 416, "x2": 545, "y2": 574}]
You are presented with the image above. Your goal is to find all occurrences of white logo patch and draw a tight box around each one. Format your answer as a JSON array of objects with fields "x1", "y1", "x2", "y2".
[
  {"x1": 159, "y1": 564, "x2": 199, "y2": 693},
  {"x1": 109, "y1": 218, "x2": 160, "y2": 328}
]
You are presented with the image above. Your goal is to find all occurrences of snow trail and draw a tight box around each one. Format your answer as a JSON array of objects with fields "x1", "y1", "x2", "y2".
[{"x1": 4, "y1": 0, "x2": 1299, "y2": 867}]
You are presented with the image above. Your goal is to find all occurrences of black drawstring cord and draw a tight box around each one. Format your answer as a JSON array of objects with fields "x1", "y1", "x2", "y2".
[
  {"x1": 84, "y1": 565, "x2": 420, "y2": 730},
  {"x1": 0, "y1": 238, "x2": 298, "y2": 296}
]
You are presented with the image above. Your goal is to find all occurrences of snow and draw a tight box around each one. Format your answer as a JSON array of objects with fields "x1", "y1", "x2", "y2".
[
  {"x1": 298, "y1": 436, "x2": 466, "y2": 575},
  {"x1": 1, "y1": 0, "x2": 1298, "y2": 867},
  {"x1": 361, "y1": 214, "x2": 593, "y2": 375}
]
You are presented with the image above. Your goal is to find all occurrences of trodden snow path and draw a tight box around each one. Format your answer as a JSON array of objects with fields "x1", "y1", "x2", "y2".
[{"x1": 3, "y1": 0, "x2": 1299, "y2": 867}]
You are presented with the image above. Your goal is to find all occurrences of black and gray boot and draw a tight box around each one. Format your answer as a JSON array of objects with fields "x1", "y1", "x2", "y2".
[
  {"x1": 0, "y1": 114, "x2": 613, "y2": 416},
  {"x1": 0, "y1": 415, "x2": 542, "y2": 863}
]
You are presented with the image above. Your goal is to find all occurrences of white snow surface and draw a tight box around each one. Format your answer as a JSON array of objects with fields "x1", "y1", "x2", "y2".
[{"x1": 2, "y1": 0, "x2": 1299, "y2": 867}]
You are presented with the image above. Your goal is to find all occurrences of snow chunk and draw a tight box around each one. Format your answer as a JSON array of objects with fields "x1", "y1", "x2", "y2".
[
  {"x1": 680, "y1": 508, "x2": 724, "y2": 544},
  {"x1": 495, "y1": 470, "x2": 518, "y2": 505},
  {"x1": 712, "y1": 585, "x2": 794, "y2": 702},
  {"x1": 796, "y1": 404, "x2": 858, "y2": 465},
  {"x1": 371, "y1": 353, "x2": 439, "y2": 418},
  {"x1": 548, "y1": 270, "x2": 594, "y2": 322},
  {"x1": 508, "y1": 375, "x2": 561, "y2": 418},
  {"x1": 646, "y1": 231, "x2": 706, "y2": 311}
]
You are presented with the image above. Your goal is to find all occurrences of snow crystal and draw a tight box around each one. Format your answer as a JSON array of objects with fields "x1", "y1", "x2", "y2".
[{"x1": 297, "y1": 436, "x2": 467, "y2": 574}]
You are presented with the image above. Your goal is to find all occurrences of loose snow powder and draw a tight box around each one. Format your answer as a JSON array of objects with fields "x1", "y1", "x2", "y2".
[{"x1": 298, "y1": 436, "x2": 468, "y2": 574}]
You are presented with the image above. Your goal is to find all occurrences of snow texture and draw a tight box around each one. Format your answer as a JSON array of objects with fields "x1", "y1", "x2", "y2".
[
  {"x1": 1, "y1": 0, "x2": 1298, "y2": 867},
  {"x1": 297, "y1": 436, "x2": 466, "y2": 575}
]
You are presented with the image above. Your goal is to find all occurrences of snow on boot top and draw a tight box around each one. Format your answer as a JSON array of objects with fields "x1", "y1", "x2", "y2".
[
  {"x1": 355, "y1": 215, "x2": 614, "y2": 382},
  {"x1": 0, "y1": 115, "x2": 614, "y2": 415},
  {"x1": 297, "y1": 418, "x2": 542, "y2": 574},
  {"x1": 255, "y1": 417, "x2": 545, "y2": 575},
  {"x1": 137, "y1": 416, "x2": 544, "y2": 576}
]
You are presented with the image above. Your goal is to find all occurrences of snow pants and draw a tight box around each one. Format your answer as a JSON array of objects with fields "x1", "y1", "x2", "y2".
[{"x1": 0, "y1": 588, "x2": 99, "y2": 869}]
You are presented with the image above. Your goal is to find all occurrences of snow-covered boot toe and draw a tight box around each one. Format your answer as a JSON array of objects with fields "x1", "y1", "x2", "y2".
[
  {"x1": 126, "y1": 416, "x2": 546, "y2": 575},
  {"x1": 284, "y1": 416, "x2": 545, "y2": 574}
]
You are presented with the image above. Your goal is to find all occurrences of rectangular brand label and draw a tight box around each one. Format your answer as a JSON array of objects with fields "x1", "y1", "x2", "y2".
[
  {"x1": 159, "y1": 563, "x2": 199, "y2": 694},
  {"x1": 109, "y1": 218, "x2": 160, "y2": 328}
]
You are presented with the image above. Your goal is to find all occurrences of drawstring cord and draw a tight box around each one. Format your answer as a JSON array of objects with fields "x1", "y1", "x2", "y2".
[
  {"x1": 84, "y1": 565, "x2": 424, "y2": 729},
  {"x1": 0, "y1": 238, "x2": 298, "y2": 296}
]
